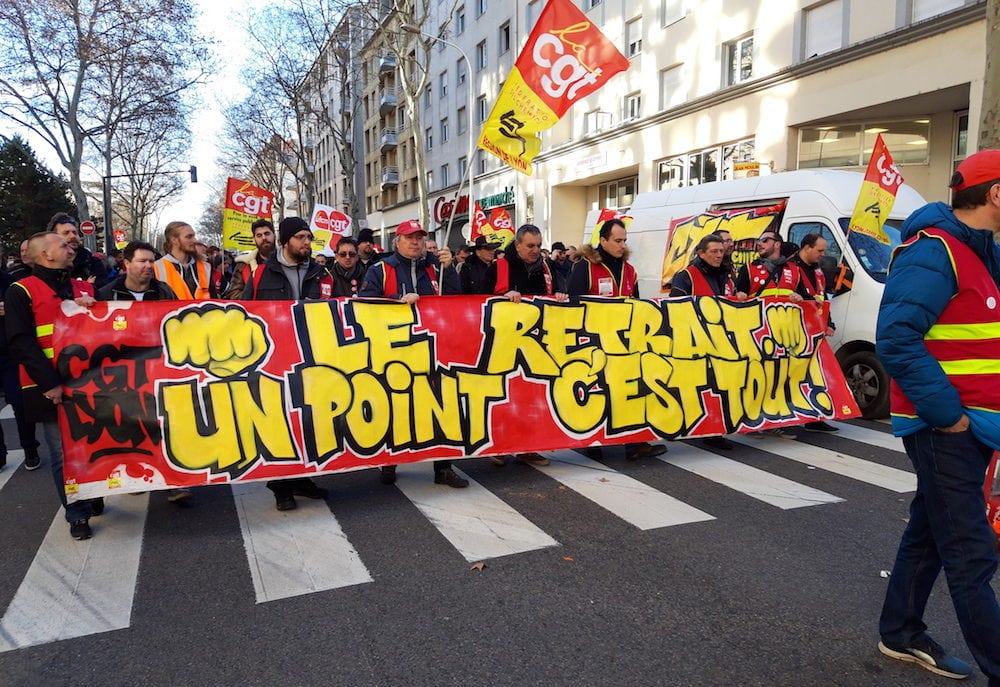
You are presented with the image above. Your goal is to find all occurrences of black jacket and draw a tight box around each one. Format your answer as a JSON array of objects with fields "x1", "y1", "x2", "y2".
[
  {"x1": 242, "y1": 254, "x2": 330, "y2": 301},
  {"x1": 483, "y1": 242, "x2": 566, "y2": 296},
  {"x1": 71, "y1": 245, "x2": 109, "y2": 289},
  {"x1": 460, "y1": 253, "x2": 493, "y2": 295},
  {"x1": 97, "y1": 275, "x2": 177, "y2": 301},
  {"x1": 329, "y1": 261, "x2": 367, "y2": 297}
]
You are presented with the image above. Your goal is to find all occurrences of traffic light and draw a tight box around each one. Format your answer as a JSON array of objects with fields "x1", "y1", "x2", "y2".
[{"x1": 189, "y1": 165, "x2": 198, "y2": 183}]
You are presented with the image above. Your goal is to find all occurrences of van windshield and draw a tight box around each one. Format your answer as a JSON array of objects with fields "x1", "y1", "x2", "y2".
[{"x1": 836, "y1": 218, "x2": 904, "y2": 284}]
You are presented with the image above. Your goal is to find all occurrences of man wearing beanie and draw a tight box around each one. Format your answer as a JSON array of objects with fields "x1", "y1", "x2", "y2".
[
  {"x1": 875, "y1": 149, "x2": 1000, "y2": 685},
  {"x1": 244, "y1": 216, "x2": 334, "y2": 511},
  {"x1": 356, "y1": 227, "x2": 381, "y2": 271}
]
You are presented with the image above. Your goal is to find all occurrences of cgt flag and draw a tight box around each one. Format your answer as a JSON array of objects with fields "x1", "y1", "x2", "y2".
[
  {"x1": 222, "y1": 178, "x2": 274, "y2": 252},
  {"x1": 588, "y1": 208, "x2": 633, "y2": 246},
  {"x1": 477, "y1": 0, "x2": 629, "y2": 175},
  {"x1": 846, "y1": 134, "x2": 903, "y2": 246}
]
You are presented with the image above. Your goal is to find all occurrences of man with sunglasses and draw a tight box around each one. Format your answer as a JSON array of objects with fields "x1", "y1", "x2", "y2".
[
  {"x1": 735, "y1": 230, "x2": 802, "y2": 300},
  {"x1": 329, "y1": 236, "x2": 366, "y2": 296}
]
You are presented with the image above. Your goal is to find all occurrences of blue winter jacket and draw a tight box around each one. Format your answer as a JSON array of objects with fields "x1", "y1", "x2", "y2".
[{"x1": 876, "y1": 201, "x2": 1000, "y2": 447}]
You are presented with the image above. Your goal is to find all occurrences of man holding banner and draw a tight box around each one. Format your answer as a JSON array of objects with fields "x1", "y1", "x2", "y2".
[{"x1": 876, "y1": 150, "x2": 1000, "y2": 684}]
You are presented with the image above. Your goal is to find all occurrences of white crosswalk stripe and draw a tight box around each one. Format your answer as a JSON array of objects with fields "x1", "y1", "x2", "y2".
[
  {"x1": 0, "y1": 450, "x2": 25, "y2": 491},
  {"x1": 829, "y1": 422, "x2": 903, "y2": 452},
  {"x1": 662, "y1": 442, "x2": 844, "y2": 509}
]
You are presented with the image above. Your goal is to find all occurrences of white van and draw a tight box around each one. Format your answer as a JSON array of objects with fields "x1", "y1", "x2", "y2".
[{"x1": 583, "y1": 169, "x2": 927, "y2": 419}]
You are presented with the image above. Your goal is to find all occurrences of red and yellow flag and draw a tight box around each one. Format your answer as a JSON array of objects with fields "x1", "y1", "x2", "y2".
[
  {"x1": 588, "y1": 208, "x2": 632, "y2": 245},
  {"x1": 477, "y1": 0, "x2": 629, "y2": 175},
  {"x1": 847, "y1": 134, "x2": 904, "y2": 246}
]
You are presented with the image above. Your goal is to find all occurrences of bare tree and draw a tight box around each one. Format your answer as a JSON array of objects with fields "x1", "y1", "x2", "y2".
[{"x1": 979, "y1": 0, "x2": 1000, "y2": 148}]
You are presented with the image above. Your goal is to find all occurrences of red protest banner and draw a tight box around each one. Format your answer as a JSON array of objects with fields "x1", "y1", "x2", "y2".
[
  {"x1": 55, "y1": 296, "x2": 858, "y2": 501},
  {"x1": 222, "y1": 177, "x2": 275, "y2": 251}
]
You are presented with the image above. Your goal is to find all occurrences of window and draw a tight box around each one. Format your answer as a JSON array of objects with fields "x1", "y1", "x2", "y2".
[
  {"x1": 583, "y1": 109, "x2": 605, "y2": 134},
  {"x1": 598, "y1": 176, "x2": 636, "y2": 209},
  {"x1": 625, "y1": 17, "x2": 642, "y2": 57},
  {"x1": 439, "y1": 71, "x2": 448, "y2": 97},
  {"x1": 527, "y1": 0, "x2": 541, "y2": 28},
  {"x1": 456, "y1": 58, "x2": 467, "y2": 85},
  {"x1": 661, "y1": 0, "x2": 685, "y2": 25},
  {"x1": 476, "y1": 0, "x2": 487, "y2": 17},
  {"x1": 477, "y1": 94, "x2": 488, "y2": 123},
  {"x1": 802, "y1": 1, "x2": 844, "y2": 59},
  {"x1": 457, "y1": 106, "x2": 468, "y2": 134},
  {"x1": 499, "y1": 22, "x2": 511, "y2": 54},
  {"x1": 656, "y1": 139, "x2": 756, "y2": 189},
  {"x1": 455, "y1": 5, "x2": 465, "y2": 33},
  {"x1": 798, "y1": 120, "x2": 931, "y2": 168},
  {"x1": 954, "y1": 111, "x2": 969, "y2": 166},
  {"x1": 724, "y1": 34, "x2": 753, "y2": 86},
  {"x1": 912, "y1": 0, "x2": 964, "y2": 23},
  {"x1": 623, "y1": 92, "x2": 641, "y2": 121},
  {"x1": 441, "y1": 117, "x2": 449, "y2": 142},
  {"x1": 476, "y1": 40, "x2": 487, "y2": 70},
  {"x1": 441, "y1": 164, "x2": 450, "y2": 187},
  {"x1": 425, "y1": 127, "x2": 433, "y2": 149},
  {"x1": 426, "y1": 170, "x2": 434, "y2": 189},
  {"x1": 458, "y1": 156, "x2": 468, "y2": 178},
  {"x1": 587, "y1": 0, "x2": 602, "y2": 7},
  {"x1": 658, "y1": 64, "x2": 684, "y2": 110},
  {"x1": 398, "y1": 106, "x2": 407, "y2": 130},
  {"x1": 423, "y1": 85, "x2": 431, "y2": 108}
]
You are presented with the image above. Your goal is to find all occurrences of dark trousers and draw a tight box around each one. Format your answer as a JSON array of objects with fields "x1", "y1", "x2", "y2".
[
  {"x1": 879, "y1": 427, "x2": 1000, "y2": 685},
  {"x1": 41, "y1": 420, "x2": 93, "y2": 522},
  {"x1": 0, "y1": 359, "x2": 38, "y2": 457}
]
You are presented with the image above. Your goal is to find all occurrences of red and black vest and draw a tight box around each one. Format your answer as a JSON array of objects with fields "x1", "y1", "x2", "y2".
[
  {"x1": 890, "y1": 228, "x2": 1000, "y2": 417},
  {"x1": 794, "y1": 262, "x2": 827, "y2": 301},
  {"x1": 493, "y1": 257, "x2": 553, "y2": 295},
  {"x1": 746, "y1": 261, "x2": 799, "y2": 297},
  {"x1": 15, "y1": 275, "x2": 94, "y2": 389},
  {"x1": 382, "y1": 262, "x2": 439, "y2": 296},
  {"x1": 682, "y1": 265, "x2": 735, "y2": 297},
  {"x1": 586, "y1": 260, "x2": 638, "y2": 297}
]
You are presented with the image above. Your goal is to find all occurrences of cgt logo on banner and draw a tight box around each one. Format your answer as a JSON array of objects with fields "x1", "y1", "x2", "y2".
[
  {"x1": 54, "y1": 296, "x2": 858, "y2": 500},
  {"x1": 221, "y1": 178, "x2": 275, "y2": 251},
  {"x1": 309, "y1": 205, "x2": 352, "y2": 254}
]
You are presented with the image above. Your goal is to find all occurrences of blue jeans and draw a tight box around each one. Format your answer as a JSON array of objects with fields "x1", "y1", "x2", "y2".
[
  {"x1": 879, "y1": 427, "x2": 1000, "y2": 685},
  {"x1": 41, "y1": 420, "x2": 92, "y2": 523}
]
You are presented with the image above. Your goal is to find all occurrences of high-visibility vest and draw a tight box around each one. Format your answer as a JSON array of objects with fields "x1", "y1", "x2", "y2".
[
  {"x1": 746, "y1": 261, "x2": 799, "y2": 297},
  {"x1": 493, "y1": 257, "x2": 553, "y2": 295},
  {"x1": 153, "y1": 258, "x2": 212, "y2": 300},
  {"x1": 890, "y1": 227, "x2": 1000, "y2": 417},
  {"x1": 14, "y1": 275, "x2": 94, "y2": 389},
  {"x1": 586, "y1": 259, "x2": 638, "y2": 297},
  {"x1": 682, "y1": 264, "x2": 735, "y2": 297}
]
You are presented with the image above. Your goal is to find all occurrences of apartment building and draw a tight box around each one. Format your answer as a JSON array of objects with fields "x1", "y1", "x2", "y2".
[{"x1": 346, "y1": 0, "x2": 988, "y2": 249}]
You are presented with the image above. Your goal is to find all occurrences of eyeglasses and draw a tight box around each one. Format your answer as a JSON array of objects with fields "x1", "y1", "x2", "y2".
[
  {"x1": 337, "y1": 251, "x2": 358, "y2": 257},
  {"x1": 758, "y1": 237, "x2": 777, "y2": 244}
]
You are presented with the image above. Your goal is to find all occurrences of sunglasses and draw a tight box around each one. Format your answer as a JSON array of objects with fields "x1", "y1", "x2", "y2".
[
  {"x1": 338, "y1": 251, "x2": 358, "y2": 257},
  {"x1": 758, "y1": 237, "x2": 777, "y2": 243}
]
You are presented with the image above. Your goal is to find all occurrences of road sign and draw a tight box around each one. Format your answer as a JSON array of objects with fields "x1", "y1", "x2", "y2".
[{"x1": 80, "y1": 220, "x2": 96, "y2": 235}]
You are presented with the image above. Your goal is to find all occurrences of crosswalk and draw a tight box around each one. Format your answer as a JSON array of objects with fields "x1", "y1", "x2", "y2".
[{"x1": 0, "y1": 420, "x2": 911, "y2": 652}]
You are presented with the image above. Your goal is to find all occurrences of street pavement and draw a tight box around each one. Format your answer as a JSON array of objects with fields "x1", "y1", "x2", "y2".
[{"x1": 0, "y1": 416, "x2": 994, "y2": 687}]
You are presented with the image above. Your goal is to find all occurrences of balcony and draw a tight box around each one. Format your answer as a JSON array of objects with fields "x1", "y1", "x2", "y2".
[
  {"x1": 381, "y1": 165, "x2": 399, "y2": 188},
  {"x1": 380, "y1": 127, "x2": 398, "y2": 152},
  {"x1": 379, "y1": 88, "x2": 397, "y2": 115},
  {"x1": 378, "y1": 52, "x2": 396, "y2": 74}
]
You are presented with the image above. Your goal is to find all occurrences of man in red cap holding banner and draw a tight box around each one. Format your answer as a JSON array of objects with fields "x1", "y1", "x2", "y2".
[{"x1": 875, "y1": 149, "x2": 1000, "y2": 685}]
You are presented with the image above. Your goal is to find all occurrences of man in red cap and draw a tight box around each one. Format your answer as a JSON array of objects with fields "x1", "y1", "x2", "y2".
[
  {"x1": 875, "y1": 149, "x2": 1000, "y2": 685},
  {"x1": 359, "y1": 220, "x2": 466, "y2": 488}
]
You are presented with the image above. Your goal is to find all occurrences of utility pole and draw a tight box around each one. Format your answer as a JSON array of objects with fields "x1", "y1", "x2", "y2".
[{"x1": 979, "y1": 0, "x2": 1000, "y2": 148}]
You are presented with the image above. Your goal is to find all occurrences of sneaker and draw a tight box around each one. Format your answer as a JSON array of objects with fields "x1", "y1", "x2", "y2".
[
  {"x1": 878, "y1": 636, "x2": 973, "y2": 680},
  {"x1": 434, "y1": 468, "x2": 469, "y2": 488},
  {"x1": 489, "y1": 455, "x2": 508, "y2": 467},
  {"x1": 24, "y1": 451, "x2": 40, "y2": 471},
  {"x1": 274, "y1": 493, "x2": 297, "y2": 511},
  {"x1": 291, "y1": 480, "x2": 328, "y2": 500},
  {"x1": 70, "y1": 519, "x2": 92, "y2": 540},
  {"x1": 804, "y1": 420, "x2": 839, "y2": 433},
  {"x1": 626, "y1": 443, "x2": 668, "y2": 461},
  {"x1": 702, "y1": 436, "x2": 734, "y2": 450},
  {"x1": 90, "y1": 497, "x2": 105, "y2": 516},
  {"x1": 516, "y1": 452, "x2": 550, "y2": 466},
  {"x1": 380, "y1": 466, "x2": 397, "y2": 485},
  {"x1": 166, "y1": 488, "x2": 193, "y2": 505}
]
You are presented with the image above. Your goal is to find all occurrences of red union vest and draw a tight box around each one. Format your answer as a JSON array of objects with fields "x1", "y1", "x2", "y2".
[
  {"x1": 493, "y1": 257, "x2": 553, "y2": 295},
  {"x1": 15, "y1": 275, "x2": 94, "y2": 389},
  {"x1": 794, "y1": 261, "x2": 827, "y2": 301},
  {"x1": 747, "y1": 261, "x2": 799, "y2": 297},
  {"x1": 890, "y1": 228, "x2": 1000, "y2": 417},
  {"x1": 586, "y1": 260, "x2": 638, "y2": 297},
  {"x1": 381, "y1": 261, "x2": 439, "y2": 296},
  {"x1": 682, "y1": 265, "x2": 735, "y2": 297},
  {"x1": 153, "y1": 257, "x2": 212, "y2": 300}
]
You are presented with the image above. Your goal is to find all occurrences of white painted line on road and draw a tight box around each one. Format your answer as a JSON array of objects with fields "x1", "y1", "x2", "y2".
[
  {"x1": 536, "y1": 450, "x2": 714, "y2": 530},
  {"x1": 0, "y1": 494, "x2": 149, "y2": 652},
  {"x1": 0, "y1": 450, "x2": 25, "y2": 491},
  {"x1": 829, "y1": 422, "x2": 903, "y2": 452},
  {"x1": 0, "y1": 404, "x2": 12, "y2": 420},
  {"x1": 232, "y1": 482, "x2": 372, "y2": 604},
  {"x1": 663, "y1": 442, "x2": 843, "y2": 509},
  {"x1": 730, "y1": 435, "x2": 916, "y2": 493},
  {"x1": 392, "y1": 462, "x2": 558, "y2": 562}
]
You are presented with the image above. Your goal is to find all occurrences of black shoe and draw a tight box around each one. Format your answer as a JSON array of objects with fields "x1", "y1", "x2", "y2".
[
  {"x1": 275, "y1": 493, "x2": 297, "y2": 511},
  {"x1": 291, "y1": 480, "x2": 328, "y2": 500},
  {"x1": 24, "y1": 451, "x2": 40, "y2": 471},
  {"x1": 90, "y1": 498, "x2": 105, "y2": 516},
  {"x1": 167, "y1": 489, "x2": 193, "y2": 507},
  {"x1": 434, "y1": 468, "x2": 468, "y2": 488},
  {"x1": 70, "y1": 519, "x2": 92, "y2": 540},
  {"x1": 0, "y1": 454, "x2": 6, "y2": 470},
  {"x1": 702, "y1": 436, "x2": 735, "y2": 450},
  {"x1": 380, "y1": 466, "x2": 397, "y2": 485},
  {"x1": 626, "y1": 442, "x2": 668, "y2": 461},
  {"x1": 878, "y1": 636, "x2": 972, "y2": 680},
  {"x1": 804, "y1": 420, "x2": 838, "y2": 433},
  {"x1": 582, "y1": 448, "x2": 603, "y2": 460}
]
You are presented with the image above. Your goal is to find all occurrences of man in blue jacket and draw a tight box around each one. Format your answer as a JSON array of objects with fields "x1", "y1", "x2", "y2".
[{"x1": 876, "y1": 149, "x2": 1000, "y2": 686}]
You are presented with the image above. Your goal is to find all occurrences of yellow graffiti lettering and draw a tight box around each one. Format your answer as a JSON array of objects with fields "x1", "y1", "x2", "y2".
[
  {"x1": 765, "y1": 304, "x2": 809, "y2": 356},
  {"x1": 344, "y1": 371, "x2": 391, "y2": 450},
  {"x1": 692, "y1": 298, "x2": 739, "y2": 360},
  {"x1": 457, "y1": 372, "x2": 506, "y2": 447},
  {"x1": 581, "y1": 301, "x2": 634, "y2": 355},
  {"x1": 411, "y1": 373, "x2": 463, "y2": 444},
  {"x1": 483, "y1": 301, "x2": 558, "y2": 376},
  {"x1": 668, "y1": 299, "x2": 736, "y2": 360},
  {"x1": 386, "y1": 362, "x2": 414, "y2": 446},
  {"x1": 626, "y1": 301, "x2": 673, "y2": 356},
  {"x1": 711, "y1": 358, "x2": 749, "y2": 427},
  {"x1": 227, "y1": 376, "x2": 297, "y2": 464},
  {"x1": 670, "y1": 358, "x2": 709, "y2": 428},
  {"x1": 300, "y1": 366, "x2": 354, "y2": 458},
  {"x1": 786, "y1": 355, "x2": 813, "y2": 411},
  {"x1": 539, "y1": 303, "x2": 588, "y2": 368},
  {"x1": 718, "y1": 300, "x2": 764, "y2": 360},
  {"x1": 550, "y1": 354, "x2": 607, "y2": 433},
  {"x1": 351, "y1": 302, "x2": 431, "y2": 375},
  {"x1": 300, "y1": 302, "x2": 369, "y2": 372},
  {"x1": 161, "y1": 381, "x2": 240, "y2": 470},
  {"x1": 604, "y1": 353, "x2": 644, "y2": 430},
  {"x1": 640, "y1": 353, "x2": 685, "y2": 436}
]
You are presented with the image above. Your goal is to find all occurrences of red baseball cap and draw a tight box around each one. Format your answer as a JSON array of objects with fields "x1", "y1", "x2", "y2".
[
  {"x1": 950, "y1": 149, "x2": 1000, "y2": 191},
  {"x1": 396, "y1": 219, "x2": 426, "y2": 236}
]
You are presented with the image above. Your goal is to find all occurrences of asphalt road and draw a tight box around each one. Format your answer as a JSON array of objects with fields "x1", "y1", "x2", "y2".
[{"x1": 0, "y1": 418, "x2": 993, "y2": 687}]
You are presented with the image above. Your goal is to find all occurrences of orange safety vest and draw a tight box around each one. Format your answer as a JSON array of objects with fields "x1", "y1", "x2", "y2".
[
  {"x1": 15, "y1": 275, "x2": 94, "y2": 389},
  {"x1": 493, "y1": 257, "x2": 553, "y2": 295},
  {"x1": 153, "y1": 257, "x2": 212, "y2": 300},
  {"x1": 586, "y1": 260, "x2": 638, "y2": 297},
  {"x1": 890, "y1": 228, "x2": 1000, "y2": 417}
]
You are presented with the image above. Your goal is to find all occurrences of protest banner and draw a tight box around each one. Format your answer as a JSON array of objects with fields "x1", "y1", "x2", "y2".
[
  {"x1": 55, "y1": 295, "x2": 858, "y2": 501},
  {"x1": 221, "y1": 178, "x2": 275, "y2": 251},
  {"x1": 310, "y1": 205, "x2": 352, "y2": 253},
  {"x1": 846, "y1": 134, "x2": 903, "y2": 246}
]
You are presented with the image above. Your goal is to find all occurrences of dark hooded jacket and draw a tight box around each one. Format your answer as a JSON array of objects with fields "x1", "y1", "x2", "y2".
[{"x1": 483, "y1": 241, "x2": 566, "y2": 296}]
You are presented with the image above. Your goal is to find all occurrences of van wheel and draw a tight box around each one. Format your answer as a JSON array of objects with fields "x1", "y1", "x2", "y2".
[{"x1": 841, "y1": 351, "x2": 889, "y2": 419}]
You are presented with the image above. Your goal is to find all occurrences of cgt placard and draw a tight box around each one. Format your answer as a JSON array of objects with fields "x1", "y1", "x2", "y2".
[{"x1": 55, "y1": 296, "x2": 858, "y2": 501}]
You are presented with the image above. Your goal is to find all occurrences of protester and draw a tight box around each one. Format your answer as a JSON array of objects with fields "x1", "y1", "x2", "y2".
[
  {"x1": 153, "y1": 221, "x2": 216, "y2": 300},
  {"x1": 329, "y1": 236, "x2": 366, "y2": 297},
  {"x1": 460, "y1": 235, "x2": 499, "y2": 296},
  {"x1": 47, "y1": 212, "x2": 109, "y2": 288},
  {"x1": 0, "y1": 267, "x2": 39, "y2": 471},
  {"x1": 226, "y1": 219, "x2": 276, "y2": 299},
  {"x1": 357, "y1": 227, "x2": 380, "y2": 270},
  {"x1": 735, "y1": 229, "x2": 802, "y2": 300},
  {"x1": 548, "y1": 241, "x2": 572, "y2": 283},
  {"x1": 6, "y1": 231, "x2": 101, "y2": 539},
  {"x1": 875, "y1": 149, "x2": 1000, "y2": 685},
  {"x1": 359, "y1": 219, "x2": 468, "y2": 488},
  {"x1": 7, "y1": 240, "x2": 33, "y2": 281}
]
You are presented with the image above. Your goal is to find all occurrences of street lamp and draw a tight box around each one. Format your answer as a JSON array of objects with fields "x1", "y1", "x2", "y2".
[{"x1": 400, "y1": 23, "x2": 475, "y2": 249}]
